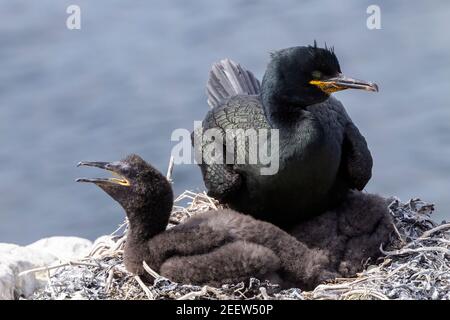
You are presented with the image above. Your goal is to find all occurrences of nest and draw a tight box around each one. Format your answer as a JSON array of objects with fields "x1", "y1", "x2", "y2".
[{"x1": 28, "y1": 191, "x2": 449, "y2": 300}]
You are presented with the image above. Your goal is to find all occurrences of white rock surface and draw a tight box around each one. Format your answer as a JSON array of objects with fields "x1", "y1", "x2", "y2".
[
  {"x1": 0, "y1": 237, "x2": 93, "y2": 300},
  {"x1": 27, "y1": 236, "x2": 92, "y2": 260}
]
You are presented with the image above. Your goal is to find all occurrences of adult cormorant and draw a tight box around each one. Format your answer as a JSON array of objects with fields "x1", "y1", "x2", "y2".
[
  {"x1": 194, "y1": 43, "x2": 378, "y2": 228},
  {"x1": 77, "y1": 154, "x2": 393, "y2": 289}
]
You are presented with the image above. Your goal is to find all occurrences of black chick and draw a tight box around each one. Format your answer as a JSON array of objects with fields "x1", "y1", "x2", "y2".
[
  {"x1": 290, "y1": 190, "x2": 394, "y2": 277},
  {"x1": 194, "y1": 43, "x2": 378, "y2": 228},
  {"x1": 77, "y1": 154, "x2": 341, "y2": 289}
]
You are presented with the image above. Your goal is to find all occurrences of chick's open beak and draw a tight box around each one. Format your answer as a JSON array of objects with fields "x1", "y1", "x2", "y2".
[
  {"x1": 76, "y1": 161, "x2": 130, "y2": 186},
  {"x1": 310, "y1": 74, "x2": 379, "y2": 94}
]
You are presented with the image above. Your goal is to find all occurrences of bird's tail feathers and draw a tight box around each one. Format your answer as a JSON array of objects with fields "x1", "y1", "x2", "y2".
[{"x1": 206, "y1": 59, "x2": 261, "y2": 109}]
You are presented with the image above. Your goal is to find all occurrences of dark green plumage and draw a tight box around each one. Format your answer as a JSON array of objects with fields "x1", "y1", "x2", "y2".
[{"x1": 194, "y1": 45, "x2": 376, "y2": 228}]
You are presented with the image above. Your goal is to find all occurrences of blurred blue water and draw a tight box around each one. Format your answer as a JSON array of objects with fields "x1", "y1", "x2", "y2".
[{"x1": 0, "y1": 0, "x2": 449, "y2": 244}]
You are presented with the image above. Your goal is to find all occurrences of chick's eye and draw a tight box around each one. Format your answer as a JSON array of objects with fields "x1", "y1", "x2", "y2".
[{"x1": 312, "y1": 70, "x2": 322, "y2": 79}]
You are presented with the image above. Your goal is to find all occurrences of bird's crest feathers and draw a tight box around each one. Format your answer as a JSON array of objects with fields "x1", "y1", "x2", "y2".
[{"x1": 307, "y1": 41, "x2": 339, "y2": 72}]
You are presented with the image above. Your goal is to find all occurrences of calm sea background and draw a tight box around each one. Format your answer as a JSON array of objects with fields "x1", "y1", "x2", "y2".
[{"x1": 1, "y1": 1, "x2": 449, "y2": 244}]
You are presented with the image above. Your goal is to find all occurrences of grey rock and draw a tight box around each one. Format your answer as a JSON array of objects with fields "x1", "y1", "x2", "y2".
[{"x1": 0, "y1": 237, "x2": 93, "y2": 300}]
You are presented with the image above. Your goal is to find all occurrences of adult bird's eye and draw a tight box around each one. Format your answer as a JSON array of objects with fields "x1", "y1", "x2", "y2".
[{"x1": 312, "y1": 70, "x2": 322, "y2": 79}]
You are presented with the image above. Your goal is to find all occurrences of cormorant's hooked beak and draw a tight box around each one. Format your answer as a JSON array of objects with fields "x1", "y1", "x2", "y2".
[
  {"x1": 310, "y1": 74, "x2": 379, "y2": 94},
  {"x1": 76, "y1": 161, "x2": 130, "y2": 186}
]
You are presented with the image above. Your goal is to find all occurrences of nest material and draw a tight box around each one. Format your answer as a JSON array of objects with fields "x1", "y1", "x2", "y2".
[{"x1": 30, "y1": 191, "x2": 449, "y2": 300}]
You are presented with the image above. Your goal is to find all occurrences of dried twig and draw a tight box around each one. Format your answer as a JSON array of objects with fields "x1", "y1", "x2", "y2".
[
  {"x1": 419, "y1": 223, "x2": 450, "y2": 239},
  {"x1": 177, "y1": 286, "x2": 222, "y2": 300},
  {"x1": 19, "y1": 261, "x2": 100, "y2": 277},
  {"x1": 381, "y1": 245, "x2": 449, "y2": 256},
  {"x1": 142, "y1": 261, "x2": 161, "y2": 280},
  {"x1": 259, "y1": 287, "x2": 270, "y2": 300},
  {"x1": 105, "y1": 268, "x2": 115, "y2": 293},
  {"x1": 166, "y1": 156, "x2": 175, "y2": 183}
]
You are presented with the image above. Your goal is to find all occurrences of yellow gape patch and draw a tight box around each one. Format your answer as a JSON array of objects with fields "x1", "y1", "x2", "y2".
[
  {"x1": 111, "y1": 172, "x2": 131, "y2": 186},
  {"x1": 309, "y1": 80, "x2": 344, "y2": 94}
]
